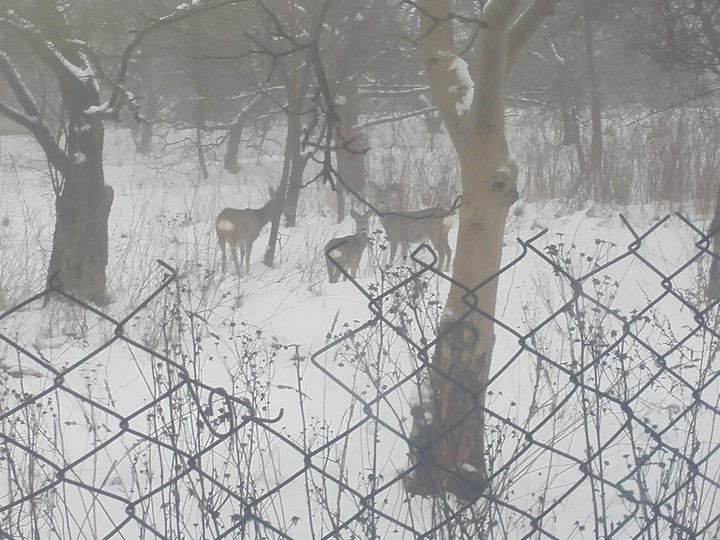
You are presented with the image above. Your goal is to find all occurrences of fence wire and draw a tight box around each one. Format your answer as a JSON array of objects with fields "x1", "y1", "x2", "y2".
[{"x1": 2, "y1": 213, "x2": 720, "y2": 539}]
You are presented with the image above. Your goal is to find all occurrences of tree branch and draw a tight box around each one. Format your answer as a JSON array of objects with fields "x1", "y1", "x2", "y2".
[
  {"x1": 0, "y1": 101, "x2": 70, "y2": 175},
  {"x1": 416, "y1": 0, "x2": 464, "y2": 141},
  {"x1": 0, "y1": 49, "x2": 70, "y2": 173},
  {"x1": 0, "y1": 52, "x2": 40, "y2": 118},
  {"x1": 109, "y1": 0, "x2": 253, "y2": 111},
  {"x1": 506, "y1": 0, "x2": 560, "y2": 74},
  {"x1": 483, "y1": 0, "x2": 524, "y2": 30},
  {"x1": 472, "y1": 0, "x2": 523, "y2": 140}
]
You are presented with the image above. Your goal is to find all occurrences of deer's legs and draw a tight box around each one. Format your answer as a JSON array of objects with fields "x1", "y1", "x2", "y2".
[
  {"x1": 219, "y1": 240, "x2": 227, "y2": 274},
  {"x1": 243, "y1": 243, "x2": 252, "y2": 273},
  {"x1": 230, "y1": 244, "x2": 241, "y2": 274}
]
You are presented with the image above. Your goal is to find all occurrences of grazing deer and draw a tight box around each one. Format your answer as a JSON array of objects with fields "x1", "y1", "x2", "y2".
[
  {"x1": 324, "y1": 209, "x2": 373, "y2": 283},
  {"x1": 375, "y1": 185, "x2": 456, "y2": 270},
  {"x1": 216, "y1": 188, "x2": 276, "y2": 274}
]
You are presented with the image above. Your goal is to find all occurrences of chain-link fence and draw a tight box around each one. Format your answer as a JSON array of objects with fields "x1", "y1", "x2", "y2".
[{"x1": 2, "y1": 213, "x2": 720, "y2": 539}]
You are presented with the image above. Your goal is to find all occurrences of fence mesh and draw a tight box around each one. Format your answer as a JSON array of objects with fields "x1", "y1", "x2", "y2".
[{"x1": 2, "y1": 213, "x2": 720, "y2": 539}]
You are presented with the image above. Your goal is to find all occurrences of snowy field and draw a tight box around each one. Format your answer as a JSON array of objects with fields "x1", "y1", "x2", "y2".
[{"x1": 1, "y1": 122, "x2": 719, "y2": 539}]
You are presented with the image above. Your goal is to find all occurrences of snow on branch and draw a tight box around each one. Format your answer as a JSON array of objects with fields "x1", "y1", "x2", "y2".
[
  {"x1": 440, "y1": 52, "x2": 475, "y2": 116},
  {"x1": 0, "y1": 51, "x2": 41, "y2": 119},
  {"x1": 84, "y1": 102, "x2": 112, "y2": 116},
  {"x1": 44, "y1": 40, "x2": 94, "y2": 83}
]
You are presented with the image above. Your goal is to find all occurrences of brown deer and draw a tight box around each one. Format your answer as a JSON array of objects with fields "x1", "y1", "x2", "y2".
[
  {"x1": 375, "y1": 184, "x2": 456, "y2": 270},
  {"x1": 324, "y1": 209, "x2": 373, "y2": 283},
  {"x1": 216, "y1": 188, "x2": 276, "y2": 274}
]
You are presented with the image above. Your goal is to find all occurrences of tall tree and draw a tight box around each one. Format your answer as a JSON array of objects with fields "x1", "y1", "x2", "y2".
[
  {"x1": 404, "y1": 0, "x2": 560, "y2": 501},
  {"x1": 0, "y1": 1, "x2": 122, "y2": 304},
  {"x1": 0, "y1": 0, "x2": 245, "y2": 303}
]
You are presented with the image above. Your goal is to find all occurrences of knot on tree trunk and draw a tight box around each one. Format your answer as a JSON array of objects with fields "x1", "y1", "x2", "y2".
[{"x1": 405, "y1": 317, "x2": 490, "y2": 502}]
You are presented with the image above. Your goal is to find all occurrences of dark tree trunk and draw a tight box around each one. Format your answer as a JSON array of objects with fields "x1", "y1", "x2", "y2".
[
  {"x1": 136, "y1": 122, "x2": 154, "y2": 155},
  {"x1": 584, "y1": 0, "x2": 602, "y2": 176},
  {"x1": 264, "y1": 113, "x2": 298, "y2": 266},
  {"x1": 283, "y1": 149, "x2": 310, "y2": 227},
  {"x1": 196, "y1": 125, "x2": 209, "y2": 180},
  {"x1": 47, "y1": 118, "x2": 112, "y2": 305},
  {"x1": 224, "y1": 120, "x2": 244, "y2": 174},
  {"x1": 280, "y1": 57, "x2": 312, "y2": 228},
  {"x1": 0, "y1": 0, "x2": 114, "y2": 306},
  {"x1": 131, "y1": 51, "x2": 159, "y2": 155},
  {"x1": 708, "y1": 182, "x2": 720, "y2": 301},
  {"x1": 334, "y1": 85, "x2": 367, "y2": 223}
]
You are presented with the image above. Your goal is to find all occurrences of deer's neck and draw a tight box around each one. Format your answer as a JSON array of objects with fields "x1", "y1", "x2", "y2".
[{"x1": 259, "y1": 201, "x2": 274, "y2": 223}]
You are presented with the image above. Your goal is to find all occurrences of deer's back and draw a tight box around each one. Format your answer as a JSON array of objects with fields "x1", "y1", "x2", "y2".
[
  {"x1": 380, "y1": 207, "x2": 454, "y2": 242},
  {"x1": 216, "y1": 207, "x2": 269, "y2": 242},
  {"x1": 325, "y1": 234, "x2": 367, "y2": 259}
]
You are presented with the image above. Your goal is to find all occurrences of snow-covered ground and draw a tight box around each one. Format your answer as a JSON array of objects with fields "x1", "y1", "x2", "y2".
[{"x1": 1, "y1": 123, "x2": 719, "y2": 539}]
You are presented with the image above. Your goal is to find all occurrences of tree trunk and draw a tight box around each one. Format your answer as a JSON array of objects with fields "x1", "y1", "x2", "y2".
[
  {"x1": 131, "y1": 83, "x2": 158, "y2": 156},
  {"x1": 334, "y1": 85, "x2": 367, "y2": 223},
  {"x1": 264, "y1": 113, "x2": 298, "y2": 266},
  {"x1": 136, "y1": 122, "x2": 154, "y2": 156},
  {"x1": 279, "y1": 61, "x2": 313, "y2": 228},
  {"x1": 195, "y1": 92, "x2": 209, "y2": 180},
  {"x1": 405, "y1": 0, "x2": 559, "y2": 502},
  {"x1": 131, "y1": 49, "x2": 160, "y2": 156},
  {"x1": 708, "y1": 182, "x2": 720, "y2": 301},
  {"x1": 284, "y1": 148, "x2": 311, "y2": 227},
  {"x1": 584, "y1": 0, "x2": 602, "y2": 176},
  {"x1": 195, "y1": 124, "x2": 209, "y2": 180},
  {"x1": 0, "y1": 0, "x2": 114, "y2": 306},
  {"x1": 47, "y1": 119, "x2": 113, "y2": 306},
  {"x1": 405, "y1": 156, "x2": 519, "y2": 501},
  {"x1": 224, "y1": 120, "x2": 244, "y2": 174}
]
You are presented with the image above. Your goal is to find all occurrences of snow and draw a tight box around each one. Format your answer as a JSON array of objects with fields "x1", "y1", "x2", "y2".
[
  {"x1": 85, "y1": 101, "x2": 110, "y2": 115},
  {"x1": 0, "y1": 119, "x2": 718, "y2": 538},
  {"x1": 45, "y1": 40, "x2": 94, "y2": 83},
  {"x1": 440, "y1": 52, "x2": 474, "y2": 116}
]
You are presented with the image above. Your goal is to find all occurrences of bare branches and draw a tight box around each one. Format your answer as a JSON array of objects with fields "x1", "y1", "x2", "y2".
[
  {"x1": 0, "y1": 51, "x2": 69, "y2": 175},
  {"x1": 0, "y1": 52, "x2": 40, "y2": 119},
  {"x1": 483, "y1": 0, "x2": 524, "y2": 30},
  {"x1": 506, "y1": 0, "x2": 560, "y2": 74},
  {"x1": 108, "y1": 0, "x2": 252, "y2": 112},
  {"x1": 416, "y1": 0, "x2": 464, "y2": 143}
]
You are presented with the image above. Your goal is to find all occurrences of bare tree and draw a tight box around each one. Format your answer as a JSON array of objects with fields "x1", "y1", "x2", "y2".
[
  {"x1": 0, "y1": 1, "x2": 247, "y2": 303},
  {"x1": 404, "y1": 0, "x2": 560, "y2": 501},
  {"x1": 0, "y1": 1, "x2": 122, "y2": 304}
]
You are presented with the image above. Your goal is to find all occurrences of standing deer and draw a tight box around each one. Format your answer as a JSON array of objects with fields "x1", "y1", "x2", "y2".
[
  {"x1": 324, "y1": 209, "x2": 373, "y2": 283},
  {"x1": 216, "y1": 188, "x2": 276, "y2": 274},
  {"x1": 375, "y1": 185, "x2": 456, "y2": 270}
]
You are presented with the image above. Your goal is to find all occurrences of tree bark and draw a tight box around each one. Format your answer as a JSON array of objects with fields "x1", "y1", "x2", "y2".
[
  {"x1": 284, "y1": 147, "x2": 311, "y2": 227},
  {"x1": 264, "y1": 111, "x2": 298, "y2": 266},
  {"x1": 46, "y1": 112, "x2": 112, "y2": 305},
  {"x1": 131, "y1": 52, "x2": 159, "y2": 156},
  {"x1": 48, "y1": 164, "x2": 113, "y2": 306},
  {"x1": 224, "y1": 120, "x2": 244, "y2": 174},
  {"x1": 584, "y1": 0, "x2": 602, "y2": 176},
  {"x1": 40, "y1": 6, "x2": 114, "y2": 305},
  {"x1": 708, "y1": 182, "x2": 720, "y2": 301},
  {"x1": 405, "y1": 0, "x2": 559, "y2": 501},
  {"x1": 334, "y1": 84, "x2": 368, "y2": 223}
]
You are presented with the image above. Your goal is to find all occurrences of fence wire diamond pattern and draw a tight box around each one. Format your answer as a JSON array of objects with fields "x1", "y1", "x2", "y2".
[{"x1": 2, "y1": 214, "x2": 720, "y2": 539}]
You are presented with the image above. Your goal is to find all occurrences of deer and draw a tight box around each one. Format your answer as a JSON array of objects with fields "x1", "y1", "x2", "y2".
[
  {"x1": 216, "y1": 187, "x2": 277, "y2": 274},
  {"x1": 324, "y1": 209, "x2": 373, "y2": 283},
  {"x1": 374, "y1": 184, "x2": 456, "y2": 271}
]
